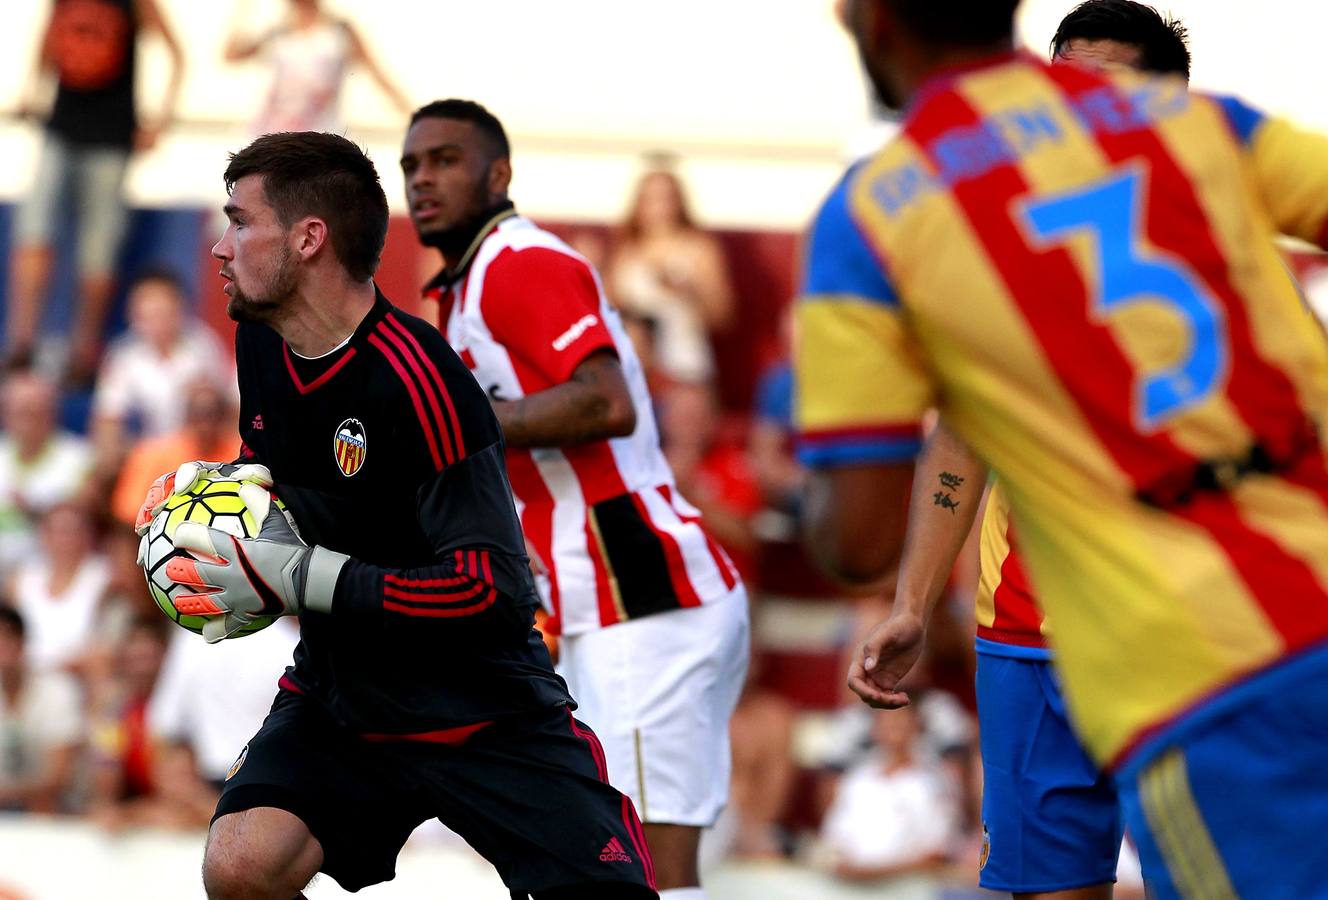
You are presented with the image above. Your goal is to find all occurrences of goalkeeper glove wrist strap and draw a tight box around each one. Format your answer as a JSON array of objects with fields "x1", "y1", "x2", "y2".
[{"x1": 301, "y1": 546, "x2": 351, "y2": 615}]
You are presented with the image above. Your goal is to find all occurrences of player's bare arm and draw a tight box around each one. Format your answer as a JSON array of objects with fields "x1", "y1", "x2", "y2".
[
  {"x1": 804, "y1": 462, "x2": 912, "y2": 586},
  {"x1": 491, "y1": 350, "x2": 636, "y2": 448},
  {"x1": 847, "y1": 421, "x2": 987, "y2": 710}
]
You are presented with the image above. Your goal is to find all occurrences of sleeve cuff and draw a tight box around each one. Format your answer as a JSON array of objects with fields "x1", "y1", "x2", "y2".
[
  {"x1": 303, "y1": 546, "x2": 350, "y2": 614},
  {"x1": 796, "y1": 425, "x2": 923, "y2": 468},
  {"x1": 551, "y1": 337, "x2": 618, "y2": 385}
]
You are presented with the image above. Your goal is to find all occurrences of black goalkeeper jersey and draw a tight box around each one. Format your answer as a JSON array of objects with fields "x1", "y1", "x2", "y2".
[{"x1": 234, "y1": 290, "x2": 572, "y2": 735}]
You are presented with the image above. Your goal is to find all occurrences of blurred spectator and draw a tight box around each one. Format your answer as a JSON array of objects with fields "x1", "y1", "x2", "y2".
[
  {"x1": 725, "y1": 653, "x2": 797, "y2": 860},
  {"x1": 6, "y1": 503, "x2": 111, "y2": 675},
  {"x1": 607, "y1": 166, "x2": 735, "y2": 369},
  {"x1": 10, "y1": 0, "x2": 184, "y2": 381},
  {"x1": 0, "y1": 372, "x2": 94, "y2": 576},
  {"x1": 606, "y1": 165, "x2": 734, "y2": 470},
  {"x1": 671, "y1": 405, "x2": 761, "y2": 581},
  {"x1": 224, "y1": 0, "x2": 411, "y2": 135},
  {"x1": 90, "y1": 269, "x2": 232, "y2": 481},
  {"x1": 564, "y1": 227, "x2": 610, "y2": 275},
  {"x1": 0, "y1": 605, "x2": 83, "y2": 813},
  {"x1": 100, "y1": 377, "x2": 243, "y2": 636},
  {"x1": 109, "y1": 378, "x2": 242, "y2": 530},
  {"x1": 818, "y1": 704, "x2": 956, "y2": 883},
  {"x1": 148, "y1": 619, "x2": 299, "y2": 787},
  {"x1": 749, "y1": 352, "x2": 803, "y2": 518},
  {"x1": 85, "y1": 615, "x2": 168, "y2": 828}
]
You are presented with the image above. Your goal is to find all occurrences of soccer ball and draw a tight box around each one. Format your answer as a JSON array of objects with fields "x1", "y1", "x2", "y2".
[{"x1": 142, "y1": 476, "x2": 281, "y2": 638}]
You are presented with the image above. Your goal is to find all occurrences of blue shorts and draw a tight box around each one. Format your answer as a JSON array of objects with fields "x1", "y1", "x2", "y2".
[
  {"x1": 976, "y1": 651, "x2": 1122, "y2": 892},
  {"x1": 1115, "y1": 641, "x2": 1328, "y2": 900}
]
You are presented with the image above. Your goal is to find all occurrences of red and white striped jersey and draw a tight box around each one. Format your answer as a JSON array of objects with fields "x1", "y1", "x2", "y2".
[{"x1": 425, "y1": 213, "x2": 743, "y2": 636}]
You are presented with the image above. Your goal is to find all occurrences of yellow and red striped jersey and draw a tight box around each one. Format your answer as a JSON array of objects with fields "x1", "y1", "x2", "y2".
[
  {"x1": 976, "y1": 480, "x2": 1047, "y2": 656},
  {"x1": 795, "y1": 53, "x2": 1328, "y2": 767}
]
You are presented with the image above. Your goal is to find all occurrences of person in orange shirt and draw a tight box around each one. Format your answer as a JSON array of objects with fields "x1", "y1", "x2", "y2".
[{"x1": 109, "y1": 379, "x2": 240, "y2": 530}]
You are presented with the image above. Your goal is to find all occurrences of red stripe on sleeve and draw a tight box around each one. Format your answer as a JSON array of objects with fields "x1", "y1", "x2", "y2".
[
  {"x1": 384, "y1": 582, "x2": 488, "y2": 603},
  {"x1": 375, "y1": 323, "x2": 455, "y2": 465},
  {"x1": 368, "y1": 333, "x2": 444, "y2": 471},
  {"x1": 383, "y1": 595, "x2": 497, "y2": 617},
  {"x1": 386, "y1": 573, "x2": 471, "y2": 588},
  {"x1": 385, "y1": 314, "x2": 467, "y2": 461},
  {"x1": 479, "y1": 550, "x2": 493, "y2": 588}
]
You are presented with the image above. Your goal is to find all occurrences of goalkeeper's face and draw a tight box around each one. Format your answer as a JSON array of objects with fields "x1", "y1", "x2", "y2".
[{"x1": 214, "y1": 175, "x2": 300, "y2": 325}]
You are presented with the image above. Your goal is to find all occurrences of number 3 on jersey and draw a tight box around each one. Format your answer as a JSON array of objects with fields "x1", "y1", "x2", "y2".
[{"x1": 1021, "y1": 167, "x2": 1228, "y2": 432}]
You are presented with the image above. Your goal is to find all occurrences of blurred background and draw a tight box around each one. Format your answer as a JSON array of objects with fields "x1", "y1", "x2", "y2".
[{"x1": 0, "y1": 1, "x2": 1321, "y2": 897}]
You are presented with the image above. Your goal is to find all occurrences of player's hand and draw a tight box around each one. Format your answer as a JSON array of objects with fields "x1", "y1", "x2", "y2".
[
  {"x1": 134, "y1": 461, "x2": 273, "y2": 535},
  {"x1": 167, "y1": 483, "x2": 348, "y2": 643},
  {"x1": 847, "y1": 611, "x2": 926, "y2": 709}
]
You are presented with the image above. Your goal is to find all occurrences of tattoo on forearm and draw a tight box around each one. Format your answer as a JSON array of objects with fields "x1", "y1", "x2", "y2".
[{"x1": 933, "y1": 471, "x2": 964, "y2": 514}]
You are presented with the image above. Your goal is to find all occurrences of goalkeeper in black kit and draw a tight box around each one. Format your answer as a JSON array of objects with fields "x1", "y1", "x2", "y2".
[{"x1": 136, "y1": 132, "x2": 658, "y2": 900}]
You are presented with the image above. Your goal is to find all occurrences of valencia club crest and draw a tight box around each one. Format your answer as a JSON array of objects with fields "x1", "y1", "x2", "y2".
[{"x1": 334, "y1": 418, "x2": 367, "y2": 477}]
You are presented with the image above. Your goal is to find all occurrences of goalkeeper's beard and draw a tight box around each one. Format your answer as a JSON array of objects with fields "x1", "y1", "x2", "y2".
[{"x1": 227, "y1": 246, "x2": 299, "y2": 325}]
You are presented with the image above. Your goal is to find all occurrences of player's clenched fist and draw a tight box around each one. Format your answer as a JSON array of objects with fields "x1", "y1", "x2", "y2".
[{"x1": 847, "y1": 610, "x2": 926, "y2": 710}]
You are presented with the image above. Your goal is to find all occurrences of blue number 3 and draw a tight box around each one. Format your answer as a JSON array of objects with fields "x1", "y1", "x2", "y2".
[{"x1": 1022, "y1": 168, "x2": 1228, "y2": 432}]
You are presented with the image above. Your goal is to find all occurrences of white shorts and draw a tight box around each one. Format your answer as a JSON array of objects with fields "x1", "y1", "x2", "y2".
[{"x1": 557, "y1": 587, "x2": 750, "y2": 827}]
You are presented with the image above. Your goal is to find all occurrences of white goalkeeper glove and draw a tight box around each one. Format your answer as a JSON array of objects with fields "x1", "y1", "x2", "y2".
[
  {"x1": 134, "y1": 461, "x2": 274, "y2": 536},
  {"x1": 166, "y1": 483, "x2": 350, "y2": 643}
]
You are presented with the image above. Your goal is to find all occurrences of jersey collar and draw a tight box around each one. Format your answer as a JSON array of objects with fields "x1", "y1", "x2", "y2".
[
  {"x1": 423, "y1": 202, "x2": 518, "y2": 293},
  {"x1": 905, "y1": 48, "x2": 1035, "y2": 118},
  {"x1": 282, "y1": 289, "x2": 391, "y2": 394}
]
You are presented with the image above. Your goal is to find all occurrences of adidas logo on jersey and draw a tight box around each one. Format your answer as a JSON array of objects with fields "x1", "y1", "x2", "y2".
[
  {"x1": 552, "y1": 314, "x2": 599, "y2": 351},
  {"x1": 599, "y1": 836, "x2": 633, "y2": 863}
]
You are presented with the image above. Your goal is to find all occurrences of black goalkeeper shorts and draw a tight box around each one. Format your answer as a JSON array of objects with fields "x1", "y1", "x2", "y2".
[{"x1": 214, "y1": 690, "x2": 657, "y2": 897}]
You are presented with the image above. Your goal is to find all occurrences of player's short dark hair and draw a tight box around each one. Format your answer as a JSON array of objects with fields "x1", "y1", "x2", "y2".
[
  {"x1": 224, "y1": 132, "x2": 389, "y2": 282},
  {"x1": 410, "y1": 99, "x2": 511, "y2": 160},
  {"x1": 0, "y1": 605, "x2": 24, "y2": 640},
  {"x1": 883, "y1": 0, "x2": 1021, "y2": 47},
  {"x1": 1052, "y1": 0, "x2": 1191, "y2": 80}
]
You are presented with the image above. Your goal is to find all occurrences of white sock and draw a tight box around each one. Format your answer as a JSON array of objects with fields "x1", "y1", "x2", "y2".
[{"x1": 658, "y1": 889, "x2": 706, "y2": 900}]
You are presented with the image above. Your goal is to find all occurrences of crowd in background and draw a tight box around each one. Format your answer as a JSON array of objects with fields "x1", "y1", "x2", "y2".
[
  {"x1": 0, "y1": 0, "x2": 1148, "y2": 895},
  {"x1": 0, "y1": 150, "x2": 1000, "y2": 890}
]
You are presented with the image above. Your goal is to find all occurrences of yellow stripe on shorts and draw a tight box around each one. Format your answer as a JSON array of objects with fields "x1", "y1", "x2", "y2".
[{"x1": 1139, "y1": 749, "x2": 1238, "y2": 899}]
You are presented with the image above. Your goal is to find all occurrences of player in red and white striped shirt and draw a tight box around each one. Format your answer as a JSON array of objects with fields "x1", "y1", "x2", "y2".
[{"x1": 402, "y1": 100, "x2": 749, "y2": 900}]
